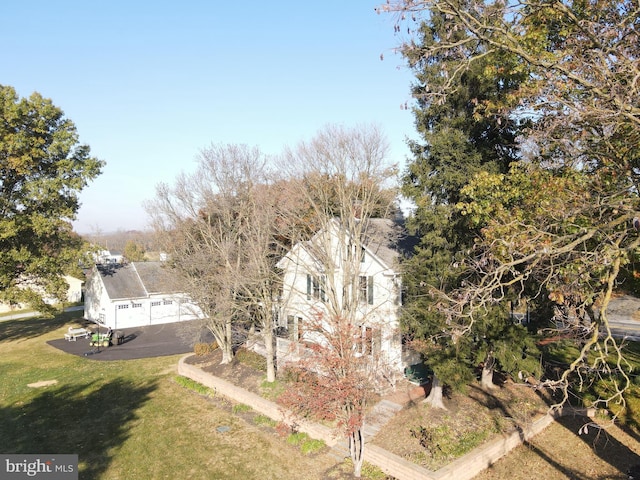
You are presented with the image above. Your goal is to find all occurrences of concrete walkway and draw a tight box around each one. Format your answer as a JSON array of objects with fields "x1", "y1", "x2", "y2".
[
  {"x1": 607, "y1": 295, "x2": 640, "y2": 340},
  {"x1": 364, "y1": 399, "x2": 404, "y2": 440}
]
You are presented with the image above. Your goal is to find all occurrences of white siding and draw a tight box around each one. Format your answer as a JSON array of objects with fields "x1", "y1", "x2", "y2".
[
  {"x1": 277, "y1": 224, "x2": 404, "y2": 373},
  {"x1": 83, "y1": 267, "x2": 205, "y2": 329}
]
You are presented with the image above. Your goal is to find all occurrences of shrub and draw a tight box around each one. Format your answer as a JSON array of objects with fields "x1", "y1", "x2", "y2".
[
  {"x1": 174, "y1": 376, "x2": 214, "y2": 397},
  {"x1": 410, "y1": 424, "x2": 488, "y2": 460},
  {"x1": 235, "y1": 348, "x2": 267, "y2": 371},
  {"x1": 194, "y1": 342, "x2": 218, "y2": 356},
  {"x1": 254, "y1": 415, "x2": 278, "y2": 427},
  {"x1": 286, "y1": 431, "x2": 308, "y2": 446},
  {"x1": 300, "y1": 438, "x2": 325, "y2": 455},
  {"x1": 286, "y1": 432, "x2": 326, "y2": 454},
  {"x1": 232, "y1": 403, "x2": 251, "y2": 414},
  {"x1": 339, "y1": 459, "x2": 387, "y2": 479},
  {"x1": 360, "y1": 461, "x2": 388, "y2": 480}
]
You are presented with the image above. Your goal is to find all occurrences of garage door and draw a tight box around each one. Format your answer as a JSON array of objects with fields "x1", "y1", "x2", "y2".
[{"x1": 113, "y1": 303, "x2": 149, "y2": 329}]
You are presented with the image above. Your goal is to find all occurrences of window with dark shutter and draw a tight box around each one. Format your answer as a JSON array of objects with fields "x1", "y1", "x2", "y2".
[{"x1": 359, "y1": 276, "x2": 367, "y2": 304}]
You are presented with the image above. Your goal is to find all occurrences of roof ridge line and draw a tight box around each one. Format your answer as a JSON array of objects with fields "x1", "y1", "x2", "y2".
[{"x1": 130, "y1": 262, "x2": 149, "y2": 297}]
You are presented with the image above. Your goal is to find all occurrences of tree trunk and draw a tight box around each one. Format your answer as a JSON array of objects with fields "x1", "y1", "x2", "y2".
[
  {"x1": 349, "y1": 426, "x2": 365, "y2": 478},
  {"x1": 220, "y1": 318, "x2": 234, "y2": 364},
  {"x1": 424, "y1": 374, "x2": 447, "y2": 409},
  {"x1": 481, "y1": 352, "x2": 496, "y2": 390},
  {"x1": 220, "y1": 343, "x2": 233, "y2": 364},
  {"x1": 264, "y1": 323, "x2": 276, "y2": 382},
  {"x1": 210, "y1": 331, "x2": 233, "y2": 364},
  {"x1": 207, "y1": 324, "x2": 234, "y2": 365}
]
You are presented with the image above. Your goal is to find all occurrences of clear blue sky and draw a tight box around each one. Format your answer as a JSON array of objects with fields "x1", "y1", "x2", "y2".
[{"x1": 2, "y1": 1, "x2": 417, "y2": 233}]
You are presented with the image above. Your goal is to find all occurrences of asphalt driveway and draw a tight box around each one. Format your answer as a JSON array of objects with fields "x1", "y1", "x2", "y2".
[{"x1": 47, "y1": 321, "x2": 213, "y2": 361}]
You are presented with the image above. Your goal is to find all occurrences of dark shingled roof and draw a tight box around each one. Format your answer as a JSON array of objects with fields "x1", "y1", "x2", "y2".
[
  {"x1": 362, "y1": 217, "x2": 418, "y2": 269},
  {"x1": 134, "y1": 261, "x2": 175, "y2": 294},
  {"x1": 298, "y1": 216, "x2": 418, "y2": 272},
  {"x1": 95, "y1": 262, "x2": 176, "y2": 300}
]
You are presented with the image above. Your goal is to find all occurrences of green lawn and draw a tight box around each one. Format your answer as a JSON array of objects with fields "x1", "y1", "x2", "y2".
[{"x1": 0, "y1": 312, "x2": 335, "y2": 480}]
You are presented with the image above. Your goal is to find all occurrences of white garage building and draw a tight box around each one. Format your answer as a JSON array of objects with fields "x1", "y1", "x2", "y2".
[{"x1": 84, "y1": 262, "x2": 204, "y2": 329}]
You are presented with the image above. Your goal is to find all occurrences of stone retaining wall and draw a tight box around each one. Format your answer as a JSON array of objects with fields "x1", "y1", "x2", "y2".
[
  {"x1": 364, "y1": 407, "x2": 592, "y2": 480},
  {"x1": 178, "y1": 354, "x2": 593, "y2": 480},
  {"x1": 178, "y1": 355, "x2": 337, "y2": 446}
]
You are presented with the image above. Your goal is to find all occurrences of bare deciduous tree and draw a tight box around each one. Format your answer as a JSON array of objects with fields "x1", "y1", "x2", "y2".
[
  {"x1": 277, "y1": 124, "x2": 401, "y2": 477},
  {"x1": 147, "y1": 144, "x2": 282, "y2": 380}
]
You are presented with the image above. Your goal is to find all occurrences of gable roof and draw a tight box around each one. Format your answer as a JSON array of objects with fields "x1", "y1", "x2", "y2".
[
  {"x1": 278, "y1": 215, "x2": 417, "y2": 272},
  {"x1": 94, "y1": 262, "x2": 176, "y2": 300},
  {"x1": 134, "y1": 261, "x2": 175, "y2": 294}
]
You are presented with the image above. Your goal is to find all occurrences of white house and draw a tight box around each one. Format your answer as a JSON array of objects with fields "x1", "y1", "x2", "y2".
[
  {"x1": 275, "y1": 217, "x2": 418, "y2": 377},
  {"x1": 84, "y1": 261, "x2": 204, "y2": 329},
  {"x1": 93, "y1": 249, "x2": 124, "y2": 265},
  {"x1": 0, "y1": 274, "x2": 84, "y2": 313},
  {"x1": 63, "y1": 275, "x2": 84, "y2": 304}
]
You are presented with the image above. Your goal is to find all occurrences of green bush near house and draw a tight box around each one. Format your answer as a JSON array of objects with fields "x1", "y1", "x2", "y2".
[
  {"x1": 254, "y1": 414, "x2": 278, "y2": 427},
  {"x1": 300, "y1": 438, "x2": 326, "y2": 455},
  {"x1": 410, "y1": 423, "x2": 491, "y2": 463},
  {"x1": 286, "y1": 432, "x2": 308, "y2": 446}
]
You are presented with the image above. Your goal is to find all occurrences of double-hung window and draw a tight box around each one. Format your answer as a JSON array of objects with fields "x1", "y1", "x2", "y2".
[
  {"x1": 306, "y1": 274, "x2": 326, "y2": 302},
  {"x1": 287, "y1": 315, "x2": 303, "y2": 342},
  {"x1": 359, "y1": 276, "x2": 374, "y2": 305},
  {"x1": 361, "y1": 326, "x2": 381, "y2": 355}
]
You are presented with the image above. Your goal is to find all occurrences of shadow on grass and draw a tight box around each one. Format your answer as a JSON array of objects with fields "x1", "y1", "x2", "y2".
[
  {"x1": 619, "y1": 419, "x2": 640, "y2": 446},
  {"x1": 469, "y1": 387, "x2": 639, "y2": 480},
  {"x1": 516, "y1": 440, "x2": 587, "y2": 479},
  {"x1": 469, "y1": 383, "x2": 638, "y2": 478},
  {"x1": 0, "y1": 311, "x2": 85, "y2": 343},
  {"x1": 0, "y1": 378, "x2": 156, "y2": 479},
  {"x1": 557, "y1": 414, "x2": 639, "y2": 477}
]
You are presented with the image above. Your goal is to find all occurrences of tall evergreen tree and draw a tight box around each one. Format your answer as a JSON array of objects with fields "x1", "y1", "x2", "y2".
[
  {"x1": 383, "y1": 0, "x2": 640, "y2": 414},
  {"x1": 399, "y1": 13, "x2": 539, "y2": 392},
  {"x1": 402, "y1": 11, "x2": 524, "y2": 286}
]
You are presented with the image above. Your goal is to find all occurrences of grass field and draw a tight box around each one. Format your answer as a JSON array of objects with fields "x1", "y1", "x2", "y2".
[
  {"x1": 0, "y1": 312, "x2": 336, "y2": 480},
  {"x1": 3, "y1": 311, "x2": 639, "y2": 480}
]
